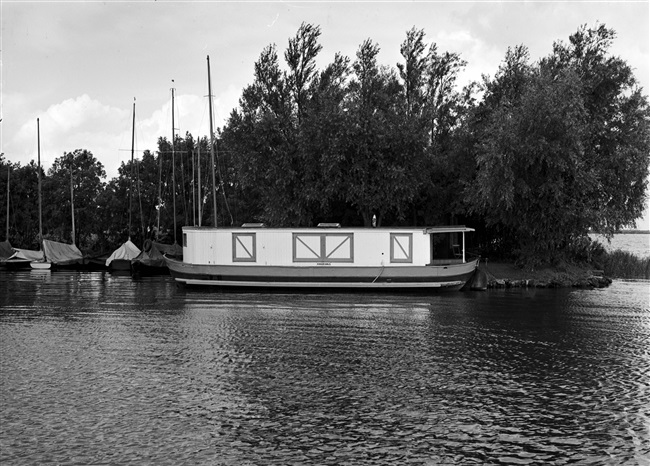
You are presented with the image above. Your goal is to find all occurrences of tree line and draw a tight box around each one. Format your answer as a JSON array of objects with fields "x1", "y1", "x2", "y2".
[
  {"x1": 1, "y1": 23, "x2": 648, "y2": 265},
  {"x1": 0, "y1": 134, "x2": 228, "y2": 255}
]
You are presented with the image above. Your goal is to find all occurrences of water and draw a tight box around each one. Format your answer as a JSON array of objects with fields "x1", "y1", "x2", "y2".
[
  {"x1": 1, "y1": 270, "x2": 649, "y2": 465},
  {"x1": 591, "y1": 233, "x2": 650, "y2": 258}
]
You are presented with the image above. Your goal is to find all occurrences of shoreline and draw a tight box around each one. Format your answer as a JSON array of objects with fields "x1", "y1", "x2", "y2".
[{"x1": 479, "y1": 260, "x2": 613, "y2": 289}]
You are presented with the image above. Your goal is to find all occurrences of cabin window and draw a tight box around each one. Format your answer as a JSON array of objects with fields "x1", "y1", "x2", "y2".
[
  {"x1": 183, "y1": 233, "x2": 187, "y2": 247},
  {"x1": 430, "y1": 232, "x2": 462, "y2": 264},
  {"x1": 293, "y1": 233, "x2": 353, "y2": 263},
  {"x1": 390, "y1": 233, "x2": 413, "y2": 263},
  {"x1": 232, "y1": 233, "x2": 256, "y2": 262}
]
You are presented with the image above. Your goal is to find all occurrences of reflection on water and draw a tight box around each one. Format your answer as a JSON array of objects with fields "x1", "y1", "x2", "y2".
[{"x1": 1, "y1": 270, "x2": 649, "y2": 465}]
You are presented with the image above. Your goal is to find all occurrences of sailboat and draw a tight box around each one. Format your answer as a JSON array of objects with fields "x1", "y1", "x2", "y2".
[
  {"x1": 131, "y1": 85, "x2": 182, "y2": 276},
  {"x1": 1, "y1": 168, "x2": 17, "y2": 266},
  {"x1": 1, "y1": 166, "x2": 44, "y2": 268},
  {"x1": 106, "y1": 99, "x2": 141, "y2": 272},
  {"x1": 41, "y1": 165, "x2": 85, "y2": 269},
  {"x1": 30, "y1": 119, "x2": 51, "y2": 270}
]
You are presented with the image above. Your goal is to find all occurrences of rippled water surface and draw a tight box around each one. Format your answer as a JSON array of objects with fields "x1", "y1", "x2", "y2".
[
  {"x1": 590, "y1": 233, "x2": 650, "y2": 258},
  {"x1": 1, "y1": 270, "x2": 649, "y2": 465}
]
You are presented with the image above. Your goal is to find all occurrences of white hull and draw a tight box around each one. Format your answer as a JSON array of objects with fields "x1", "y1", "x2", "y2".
[{"x1": 30, "y1": 261, "x2": 52, "y2": 270}]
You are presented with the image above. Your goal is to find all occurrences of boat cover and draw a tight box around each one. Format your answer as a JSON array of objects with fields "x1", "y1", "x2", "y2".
[
  {"x1": 0, "y1": 241, "x2": 15, "y2": 261},
  {"x1": 43, "y1": 239, "x2": 84, "y2": 265},
  {"x1": 105, "y1": 240, "x2": 141, "y2": 266},
  {"x1": 10, "y1": 248, "x2": 45, "y2": 262},
  {"x1": 153, "y1": 241, "x2": 182, "y2": 257},
  {"x1": 132, "y1": 241, "x2": 181, "y2": 270},
  {"x1": 133, "y1": 242, "x2": 162, "y2": 266}
]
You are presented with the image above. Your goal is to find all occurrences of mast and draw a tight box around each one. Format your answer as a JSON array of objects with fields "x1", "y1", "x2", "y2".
[
  {"x1": 156, "y1": 124, "x2": 163, "y2": 242},
  {"x1": 128, "y1": 98, "x2": 135, "y2": 241},
  {"x1": 207, "y1": 55, "x2": 218, "y2": 226},
  {"x1": 37, "y1": 118, "x2": 43, "y2": 247},
  {"x1": 131, "y1": 98, "x2": 145, "y2": 241},
  {"x1": 70, "y1": 166, "x2": 75, "y2": 245},
  {"x1": 191, "y1": 142, "x2": 196, "y2": 226},
  {"x1": 136, "y1": 159, "x2": 145, "y2": 241},
  {"x1": 197, "y1": 140, "x2": 202, "y2": 227},
  {"x1": 5, "y1": 167, "x2": 9, "y2": 241},
  {"x1": 171, "y1": 84, "x2": 177, "y2": 243}
]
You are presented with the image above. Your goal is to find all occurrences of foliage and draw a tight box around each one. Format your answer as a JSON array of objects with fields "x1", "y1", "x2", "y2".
[
  {"x1": 44, "y1": 149, "x2": 106, "y2": 250},
  {"x1": 0, "y1": 156, "x2": 41, "y2": 249},
  {"x1": 221, "y1": 24, "x2": 468, "y2": 227},
  {"x1": 465, "y1": 25, "x2": 650, "y2": 264},
  {"x1": 221, "y1": 40, "x2": 301, "y2": 226},
  {"x1": 415, "y1": 33, "x2": 470, "y2": 225},
  {"x1": 543, "y1": 24, "x2": 650, "y2": 236},
  {"x1": 1, "y1": 23, "x2": 647, "y2": 268},
  {"x1": 343, "y1": 38, "x2": 425, "y2": 226},
  {"x1": 601, "y1": 249, "x2": 650, "y2": 279}
]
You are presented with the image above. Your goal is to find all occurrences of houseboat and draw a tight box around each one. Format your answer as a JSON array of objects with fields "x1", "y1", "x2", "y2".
[{"x1": 164, "y1": 224, "x2": 479, "y2": 291}]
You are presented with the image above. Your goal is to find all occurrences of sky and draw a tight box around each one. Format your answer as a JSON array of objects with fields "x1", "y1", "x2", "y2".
[{"x1": 1, "y1": 0, "x2": 649, "y2": 229}]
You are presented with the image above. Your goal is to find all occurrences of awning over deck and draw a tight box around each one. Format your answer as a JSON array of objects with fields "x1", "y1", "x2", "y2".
[{"x1": 423, "y1": 226, "x2": 475, "y2": 234}]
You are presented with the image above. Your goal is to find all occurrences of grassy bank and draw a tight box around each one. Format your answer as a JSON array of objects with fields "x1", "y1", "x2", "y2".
[
  {"x1": 478, "y1": 243, "x2": 649, "y2": 289},
  {"x1": 601, "y1": 250, "x2": 650, "y2": 279}
]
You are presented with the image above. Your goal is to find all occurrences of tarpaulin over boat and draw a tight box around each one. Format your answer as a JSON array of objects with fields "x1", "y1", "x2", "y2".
[
  {"x1": 105, "y1": 240, "x2": 141, "y2": 267},
  {"x1": 43, "y1": 239, "x2": 84, "y2": 265},
  {"x1": 133, "y1": 241, "x2": 181, "y2": 267},
  {"x1": 0, "y1": 241, "x2": 15, "y2": 260},
  {"x1": 152, "y1": 241, "x2": 182, "y2": 258},
  {"x1": 11, "y1": 248, "x2": 45, "y2": 262},
  {"x1": 133, "y1": 243, "x2": 162, "y2": 269}
]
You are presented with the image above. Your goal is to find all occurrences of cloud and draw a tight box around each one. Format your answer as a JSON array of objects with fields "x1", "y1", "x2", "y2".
[
  {"x1": 5, "y1": 86, "x2": 241, "y2": 180},
  {"x1": 47, "y1": 94, "x2": 125, "y2": 133},
  {"x1": 435, "y1": 29, "x2": 502, "y2": 87},
  {"x1": 9, "y1": 95, "x2": 128, "y2": 174}
]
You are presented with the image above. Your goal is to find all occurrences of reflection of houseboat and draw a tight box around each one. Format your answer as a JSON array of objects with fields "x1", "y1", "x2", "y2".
[{"x1": 165, "y1": 224, "x2": 478, "y2": 291}]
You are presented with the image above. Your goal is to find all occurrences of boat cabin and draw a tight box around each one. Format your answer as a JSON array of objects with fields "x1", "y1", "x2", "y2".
[{"x1": 180, "y1": 225, "x2": 474, "y2": 268}]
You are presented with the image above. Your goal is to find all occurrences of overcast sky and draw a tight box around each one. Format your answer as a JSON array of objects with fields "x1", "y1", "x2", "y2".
[{"x1": 1, "y1": 0, "x2": 649, "y2": 227}]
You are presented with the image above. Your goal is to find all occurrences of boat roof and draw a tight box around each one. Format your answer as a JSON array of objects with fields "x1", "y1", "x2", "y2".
[{"x1": 182, "y1": 225, "x2": 475, "y2": 233}]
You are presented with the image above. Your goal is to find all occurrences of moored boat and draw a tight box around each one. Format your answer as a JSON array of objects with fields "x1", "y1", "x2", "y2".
[
  {"x1": 106, "y1": 99, "x2": 141, "y2": 275},
  {"x1": 131, "y1": 240, "x2": 182, "y2": 276},
  {"x1": 106, "y1": 239, "x2": 141, "y2": 273},
  {"x1": 1, "y1": 244, "x2": 44, "y2": 269},
  {"x1": 41, "y1": 239, "x2": 84, "y2": 269},
  {"x1": 165, "y1": 224, "x2": 479, "y2": 291},
  {"x1": 30, "y1": 118, "x2": 51, "y2": 270}
]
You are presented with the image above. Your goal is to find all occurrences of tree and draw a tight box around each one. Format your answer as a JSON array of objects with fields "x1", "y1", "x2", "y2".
[
  {"x1": 0, "y1": 156, "x2": 41, "y2": 248},
  {"x1": 132, "y1": 149, "x2": 161, "y2": 241},
  {"x1": 468, "y1": 65, "x2": 590, "y2": 261},
  {"x1": 407, "y1": 32, "x2": 469, "y2": 225},
  {"x1": 298, "y1": 53, "x2": 353, "y2": 223},
  {"x1": 222, "y1": 24, "x2": 328, "y2": 226},
  {"x1": 96, "y1": 176, "x2": 129, "y2": 251},
  {"x1": 222, "y1": 42, "x2": 299, "y2": 226},
  {"x1": 543, "y1": 24, "x2": 650, "y2": 235},
  {"x1": 465, "y1": 25, "x2": 650, "y2": 263},
  {"x1": 343, "y1": 39, "x2": 423, "y2": 226},
  {"x1": 285, "y1": 22, "x2": 323, "y2": 126},
  {"x1": 397, "y1": 27, "x2": 428, "y2": 119},
  {"x1": 44, "y1": 149, "x2": 105, "y2": 250}
]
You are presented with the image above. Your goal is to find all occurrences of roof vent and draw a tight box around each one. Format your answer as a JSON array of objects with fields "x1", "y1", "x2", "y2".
[
  {"x1": 317, "y1": 223, "x2": 341, "y2": 228},
  {"x1": 241, "y1": 223, "x2": 266, "y2": 228}
]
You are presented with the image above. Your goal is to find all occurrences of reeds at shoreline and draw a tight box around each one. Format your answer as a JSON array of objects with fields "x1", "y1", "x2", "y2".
[{"x1": 602, "y1": 249, "x2": 650, "y2": 279}]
